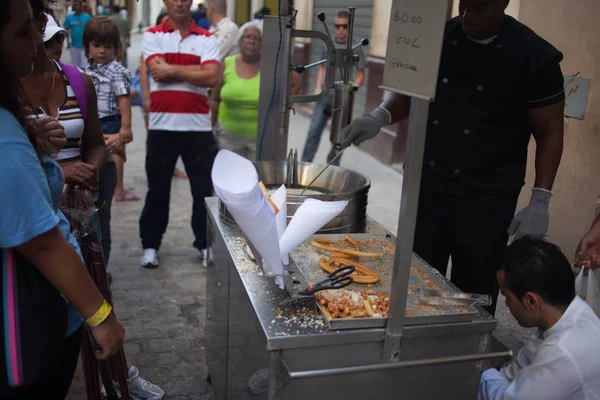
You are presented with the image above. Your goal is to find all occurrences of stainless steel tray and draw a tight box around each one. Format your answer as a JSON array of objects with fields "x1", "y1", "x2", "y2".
[{"x1": 289, "y1": 233, "x2": 480, "y2": 330}]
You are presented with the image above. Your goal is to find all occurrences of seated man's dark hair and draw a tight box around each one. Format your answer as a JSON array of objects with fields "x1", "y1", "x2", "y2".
[{"x1": 500, "y1": 235, "x2": 575, "y2": 308}]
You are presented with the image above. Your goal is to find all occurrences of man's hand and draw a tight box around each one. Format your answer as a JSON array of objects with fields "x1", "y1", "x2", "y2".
[
  {"x1": 291, "y1": 71, "x2": 302, "y2": 95},
  {"x1": 508, "y1": 188, "x2": 552, "y2": 239},
  {"x1": 341, "y1": 106, "x2": 392, "y2": 148},
  {"x1": 149, "y1": 59, "x2": 176, "y2": 83},
  {"x1": 63, "y1": 162, "x2": 98, "y2": 190},
  {"x1": 130, "y1": 88, "x2": 140, "y2": 101},
  {"x1": 104, "y1": 134, "x2": 122, "y2": 154},
  {"x1": 33, "y1": 116, "x2": 67, "y2": 157},
  {"x1": 119, "y1": 126, "x2": 133, "y2": 144},
  {"x1": 574, "y1": 217, "x2": 600, "y2": 270}
]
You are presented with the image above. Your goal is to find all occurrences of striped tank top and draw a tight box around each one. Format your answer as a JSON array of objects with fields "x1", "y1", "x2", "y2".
[{"x1": 28, "y1": 61, "x2": 86, "y2": 163}]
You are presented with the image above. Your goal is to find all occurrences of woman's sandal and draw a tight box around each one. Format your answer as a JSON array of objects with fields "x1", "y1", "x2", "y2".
[{"x1": 114, "y1": 189, "x2": 141, "y2": 202}]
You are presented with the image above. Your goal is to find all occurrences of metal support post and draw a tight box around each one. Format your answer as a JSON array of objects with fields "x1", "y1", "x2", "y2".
[
  {"x1": 256, "y1": 0, "x2": 291, "y2": 162},
  {"x1": 383, "y1": 98, "x2": 430, "y2": 361},
  {"x1": 342, "y1": 7, "x2": 356, "y2": 84}
]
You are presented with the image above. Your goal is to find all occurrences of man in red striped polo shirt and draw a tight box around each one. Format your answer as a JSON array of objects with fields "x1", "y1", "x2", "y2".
[{"x1": 139, "y1": 0, "x2": 220, "y2": 268}]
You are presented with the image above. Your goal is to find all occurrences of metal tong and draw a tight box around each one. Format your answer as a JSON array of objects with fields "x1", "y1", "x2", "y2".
[{"x1": 416, "y1": 289, "x2": 492, "y2": 307}]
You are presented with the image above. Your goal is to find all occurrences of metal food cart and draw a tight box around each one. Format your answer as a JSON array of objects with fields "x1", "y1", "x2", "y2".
[
  {"x1": 205, "y1": 1, "x2": 513, "y2": 398},
  {"x1": 205, "y1": 201, "x2": 511, "y2": 400}
]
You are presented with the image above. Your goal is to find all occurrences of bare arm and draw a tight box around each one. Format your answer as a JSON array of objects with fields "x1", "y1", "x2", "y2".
[
  {"x1": 140, "y1": 61, "x2": 150, "y2": 96},
  {"x1": 81, "y1": 73, "x2": 107, "y2": 172},
  {"x1": 210, "y1": 64, "x2": 225, "y2": 127},
  {"x1": 17, "y1": 226, "x2": 104, "y2": 319},
  {"x1": 140, "y1": 58, "x2": 151, "y2": 112},
  {"x1": 354, "y1": 69, "x2": 365, "y2": 87},
  {"x1": 313, "y1": 65, "x2": 325, "y2": 94},
  {"x1": 529, "y1": 100, "x2": 565, "y2": 190},
  {"x1": 175, "y1": 63, "x2": 221, "y2": 88},
  {"x1": 117, "y1": 96, "x2": 133, "y2": 143},
  {"x1": 575, "y1": 212, "x2": 600, "y2": 269},
  {"x1": 16, "y1": 226, "x2": 125, "y2": 359},
  {"x1": 382, "y1": 93, "x2": 411, "y2": 124},
  {"x1": 291, "y1": 71, "x2": 302, "y2": 95},
  {"x1": 148, "y1": 57, "x2": 220, "y2": 88}
]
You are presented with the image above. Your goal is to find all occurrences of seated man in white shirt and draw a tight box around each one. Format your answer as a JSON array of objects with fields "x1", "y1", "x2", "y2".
[{"x1": 479, "y1": 235, "x2": 600, "y2": 400}]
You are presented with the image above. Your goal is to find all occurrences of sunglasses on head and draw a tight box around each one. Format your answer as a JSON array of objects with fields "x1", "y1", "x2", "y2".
[{"x1": 334, "y1": 24, "x2": 349, "y2": 29}]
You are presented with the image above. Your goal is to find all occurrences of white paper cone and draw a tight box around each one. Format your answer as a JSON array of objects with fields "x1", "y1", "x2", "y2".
[
  {"x1": 279, "y1": 198, "x2": 348, "y2": 258},
  {"x1": 212, "y1": 150, "x2": 258, "y2": 196},
  {"x1": 271, "y1": 185, "x2": 287, "y2": 239},
  {"x1": 271, "y1": 185, "x2": 289, "y2": 264},
  {"x1": 212, "y1": 150, "x2": 285, "y2": 288}
]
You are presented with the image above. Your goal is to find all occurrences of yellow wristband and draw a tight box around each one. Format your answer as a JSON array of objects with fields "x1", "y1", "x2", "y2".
[{"x1": 85, "y1": 300, "x2": 112, "y2": 328}]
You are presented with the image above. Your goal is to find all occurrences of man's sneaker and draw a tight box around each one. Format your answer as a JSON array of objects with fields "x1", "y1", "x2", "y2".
[
  {"x1": 199, "y1": 248, "x2": 208, "y2": 267},
  {"x1": 141, "y1": 249, "x2": 159, "y2": 269},
  {"x1": 248, "y1": 368, "x2": 269, "y2": 395},
  {"x1": 104, "y1": 366, "x2": 165, "y2": 400},
  {"x1": 123, "y1": 366, "x2": 165, "y2": 400}
]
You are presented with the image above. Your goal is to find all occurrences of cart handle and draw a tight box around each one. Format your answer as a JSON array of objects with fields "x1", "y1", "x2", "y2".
[{"x1": 283, "y1": 349, "x2": 513, "y2": 380}]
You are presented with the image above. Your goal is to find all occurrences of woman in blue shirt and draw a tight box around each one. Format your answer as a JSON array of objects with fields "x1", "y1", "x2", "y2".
[{"x1": 0, "y1": 0, "x2": 124, "y2": 397}]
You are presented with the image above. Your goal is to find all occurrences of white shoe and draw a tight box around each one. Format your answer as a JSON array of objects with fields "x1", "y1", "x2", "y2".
[
  {"x1": 199, "y1": 248, "x2": 208, "y2": 267},
  {"x1": 141, "y1": 249, "x2": 159, "y2": 269},
  {"x1": 125, "y1": 366, "x2": 165, "y2": 400},
  {"x1": 248, "y1": 368, "x2": 269, "y2": 395},
  {"x1": 103, "y1": 366, "x2": 166, "y2": 400}
]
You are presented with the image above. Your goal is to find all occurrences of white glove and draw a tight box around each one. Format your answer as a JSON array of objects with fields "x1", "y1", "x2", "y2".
[
  {"x1": 508, "y1": 188, "x2": 552, "y2": 239},
  {"x1": 341, "y1": 106, "x2": 392, "y2": 148}
]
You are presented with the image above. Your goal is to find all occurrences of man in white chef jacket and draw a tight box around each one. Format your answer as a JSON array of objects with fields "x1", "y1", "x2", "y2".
[{"x1": 479, "y1": 236, "x2": 600, "y2": 400}]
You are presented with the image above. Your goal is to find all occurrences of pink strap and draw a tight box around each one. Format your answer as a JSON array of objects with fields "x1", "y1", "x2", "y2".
[{"x1": 58, "y1": 61, "x2": 87, "y2": 122}]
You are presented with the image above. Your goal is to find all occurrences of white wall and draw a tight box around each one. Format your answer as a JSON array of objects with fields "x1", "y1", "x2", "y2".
[
  {"x1": 251, "y1": 0, "x2": 264, "y2": 17},
  {"x1": 370, "y1": 0, "x2": 392, "y2": 58},
  {"x1": 148, "y1": 0, "x2": 164, "y2": 27},
  {"x1": 516, "y1": 0, "x2": 600, "y2": 259},
  {"x1": 295, "y1": 0, "x2": 314, "y2": 31},
  {"x1": 226, "y1": 0, "x2": 236, "y2": 20}
]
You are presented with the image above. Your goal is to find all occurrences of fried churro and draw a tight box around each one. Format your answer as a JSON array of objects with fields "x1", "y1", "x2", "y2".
[
  {"x1": 311, "y1": 239, "x2": 383, "y2": 259},
  {"x1": 312, "y1": 236, "x2": 381, "y2": 284}
]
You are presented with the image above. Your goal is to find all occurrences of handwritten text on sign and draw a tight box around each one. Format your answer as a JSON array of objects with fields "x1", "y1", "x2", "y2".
[{"x1": 381, "y1": 0, "x2": 447, "y2": 100}]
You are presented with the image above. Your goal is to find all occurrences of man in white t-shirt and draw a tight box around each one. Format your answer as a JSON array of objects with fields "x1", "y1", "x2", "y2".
[
  {"x1": 479, "y1": 236, "x2": 600, "y2": 400},
  {"x1": 206, "y1": 0, "x2": 239, "y2": 59}
]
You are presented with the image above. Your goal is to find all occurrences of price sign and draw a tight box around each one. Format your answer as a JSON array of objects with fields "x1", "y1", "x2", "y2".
[{"x1": 380, "y1": 0, "x2": 448, "y2": 101}]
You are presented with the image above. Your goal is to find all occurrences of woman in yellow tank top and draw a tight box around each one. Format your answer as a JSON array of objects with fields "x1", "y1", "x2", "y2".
[{"x1": 210, "y1": 21, "x2": 301, "y2": 161}]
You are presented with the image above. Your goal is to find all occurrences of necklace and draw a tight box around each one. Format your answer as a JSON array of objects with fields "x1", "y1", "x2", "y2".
[
  {"x1": 21, "y1": 64, "x2": 59, "y2": 117},
  {"x1": 40, "y1": 70, "x2": 58, "y2": 116},
  {"x1": 51, "y1": 70, "x2": 57, "y2": 92}
]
